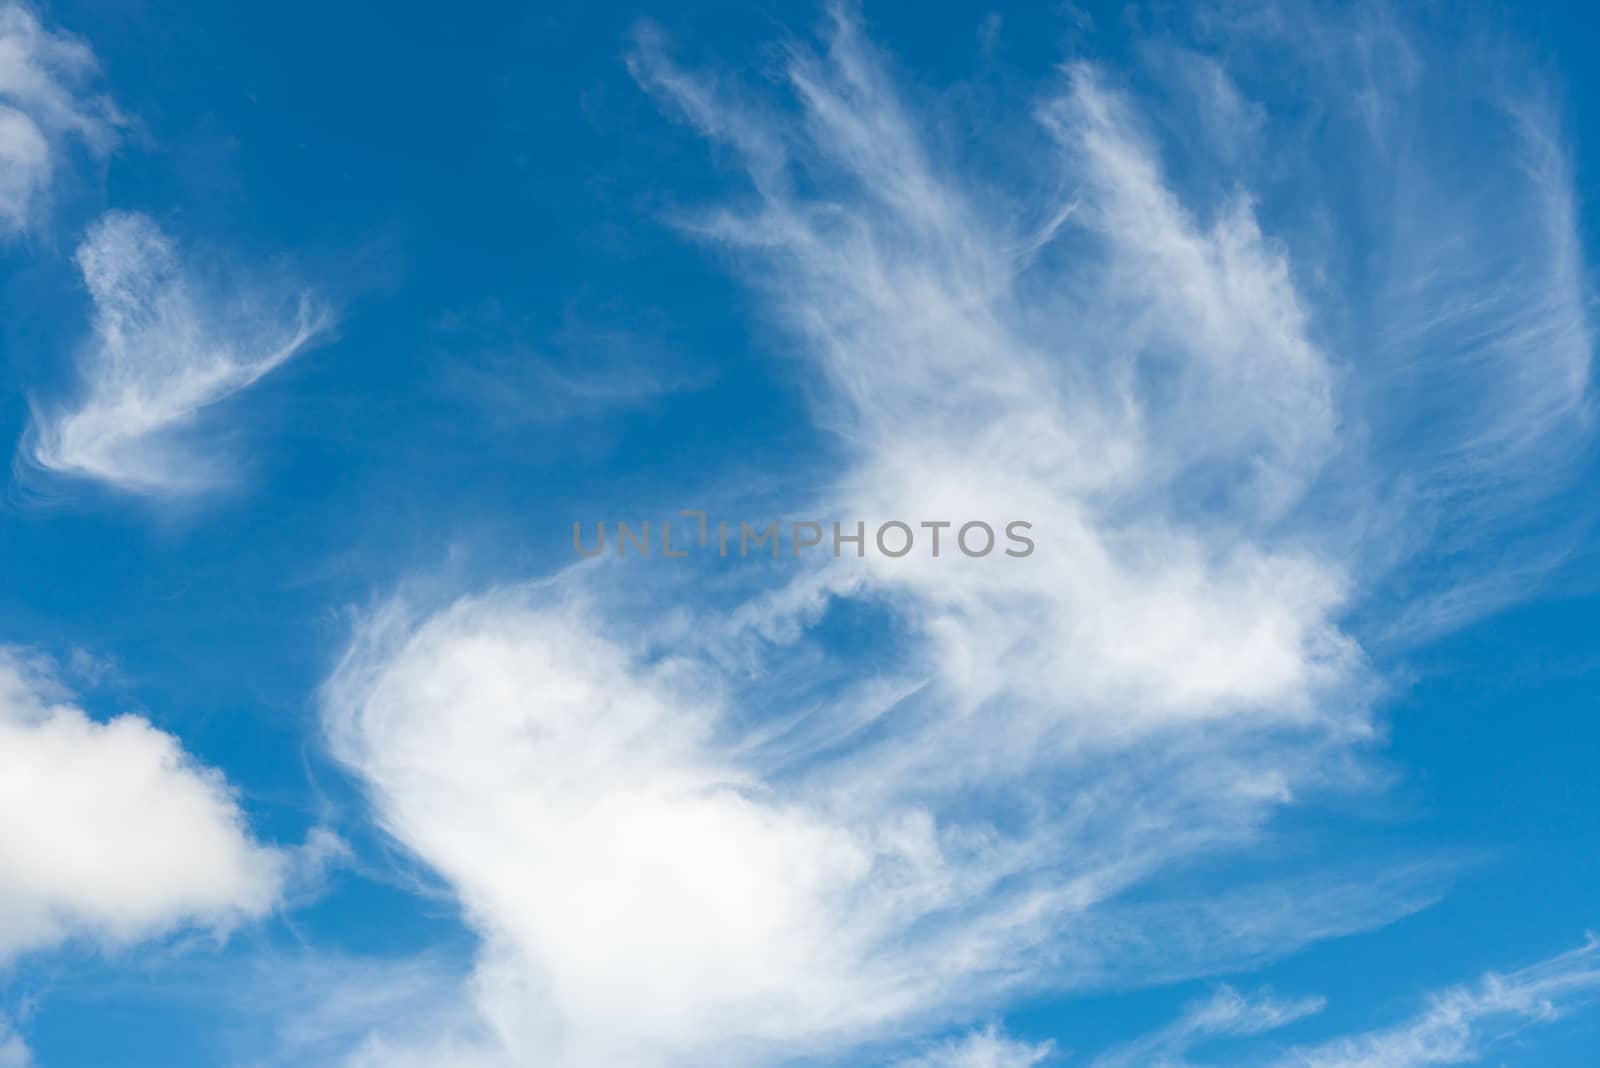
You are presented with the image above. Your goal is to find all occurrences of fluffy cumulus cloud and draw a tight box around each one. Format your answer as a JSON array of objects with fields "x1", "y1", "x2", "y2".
[
  {"x1": 318, "y1": 4, "x2": 1594, "y2": 1067},
  {"x1": 328, "y1": 596, "x2": 962, "y2": 1068},
  {"x1": 0, "y1": 647, "x2": 287, "y2": 962},
  {"x1": 21, "y1": 211, "x2": 330, "y2": 495},
  {"x1": 0, "y1": 1, "x2": 121, "y2": 235}
]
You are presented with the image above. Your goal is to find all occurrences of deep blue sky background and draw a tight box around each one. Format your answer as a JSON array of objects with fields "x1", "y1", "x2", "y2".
[{"x1": 1, "y1": 2, "x2": 1598, "y2": 1065}]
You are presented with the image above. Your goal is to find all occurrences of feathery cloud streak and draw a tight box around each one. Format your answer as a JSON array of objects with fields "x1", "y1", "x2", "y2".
[
  {"x1": 21, "y1": 211, "x2": 330, "y2": 495},
  {"x1": 1274, "y1": 937, "x2": 1600, "y2": 1068}
]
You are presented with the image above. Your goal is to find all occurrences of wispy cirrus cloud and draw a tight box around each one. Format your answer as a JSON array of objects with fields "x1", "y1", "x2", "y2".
[
  {"x1": 1091, "y1": 985, "x2": 1327, "y2": 1067},
  {"x1": 1081, "y1": 937, "x2": 1600, "y2": 1068},
  {"x1": 19, "y1": 211, "x2": 330, "y2": 496},
  {"x1": 0, "y1": 1, "x2": 121, "y2": 236},
  {"x1": 1204, "y1": 0, "x2": 1595, "y2": 639},
  {"x1": 312, "y1": 4, "x2": 1593, "y2": 1067},
  {"x1": 894, "y1": 1027, "x2": 1053, "y2": 1068},
  {"x1": 433, "y1": 306, "x2": 713, "y2": 428},
  {"x1": 1273, "y1": 937, "x2": 1600, "y2": 1068}
]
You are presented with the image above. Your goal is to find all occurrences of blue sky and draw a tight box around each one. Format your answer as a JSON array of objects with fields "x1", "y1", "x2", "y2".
[{"x1": 1, "y1": 1, "x2": 1599, "y2": 1066}]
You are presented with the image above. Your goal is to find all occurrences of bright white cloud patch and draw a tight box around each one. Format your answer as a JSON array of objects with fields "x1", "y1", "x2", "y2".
[
  {"x1": 22, "y1": 211, "x2": 329, "y2": 495},
  {"x1": 321, "y1": 584, "x2": 1425, "y2": 1068},
  {"x1": 0, "y1": 1, "x2": 120, "y2": 235},
  {"x1": 319, "y1": 5, "x2": 1594, "y2": 1067},
  {"x1": 0, "y1": 648, "x2": 286, "y2": 963},
  {"x1": 327, "y1": 596, "x2": 937, "y2": 1067}
]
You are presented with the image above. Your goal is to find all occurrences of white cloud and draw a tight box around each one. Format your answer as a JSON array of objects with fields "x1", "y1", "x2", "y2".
[
  {"x1": 1078, "y1": 939, "x2": 1600, "y2": 1068},
  {"x1": 325, "y1": 595, "x2": 950, "y2": 1067},
  {"x1": 21, "y1": 211, "x2": 330, "y2": 495},
  {"x1": 629, "y1": 6, "x2": 1368, "y2": 777},
  {"x1": 0, "y1": 1017, "x2": 28, "y2": 1068},
  {"x1": 1092, "y1": 985, "x2": 1325, "y2": 1067},
  {"x1": 0, "y1": 647, "x2": 287, "y2": 963},
  {"x1": 895, "y1": 1026, "x2": 1053, "y2": 1068},
  {"x1": 1208, "y1": 0, "x2": 1594, "y2": 640},
  {"x1": 1274, "y1": 938, "x2": 1600, "y2": 1068},
  {"x1": 319, "y1": 584, "x2": 1425, "y2": 1068},
  {"x1": 316, "y1": 5, "x2": 1593, "y2": 1067},
  {"x1": 0, "y1": 1, "x2": 121, "y2": 235}
]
